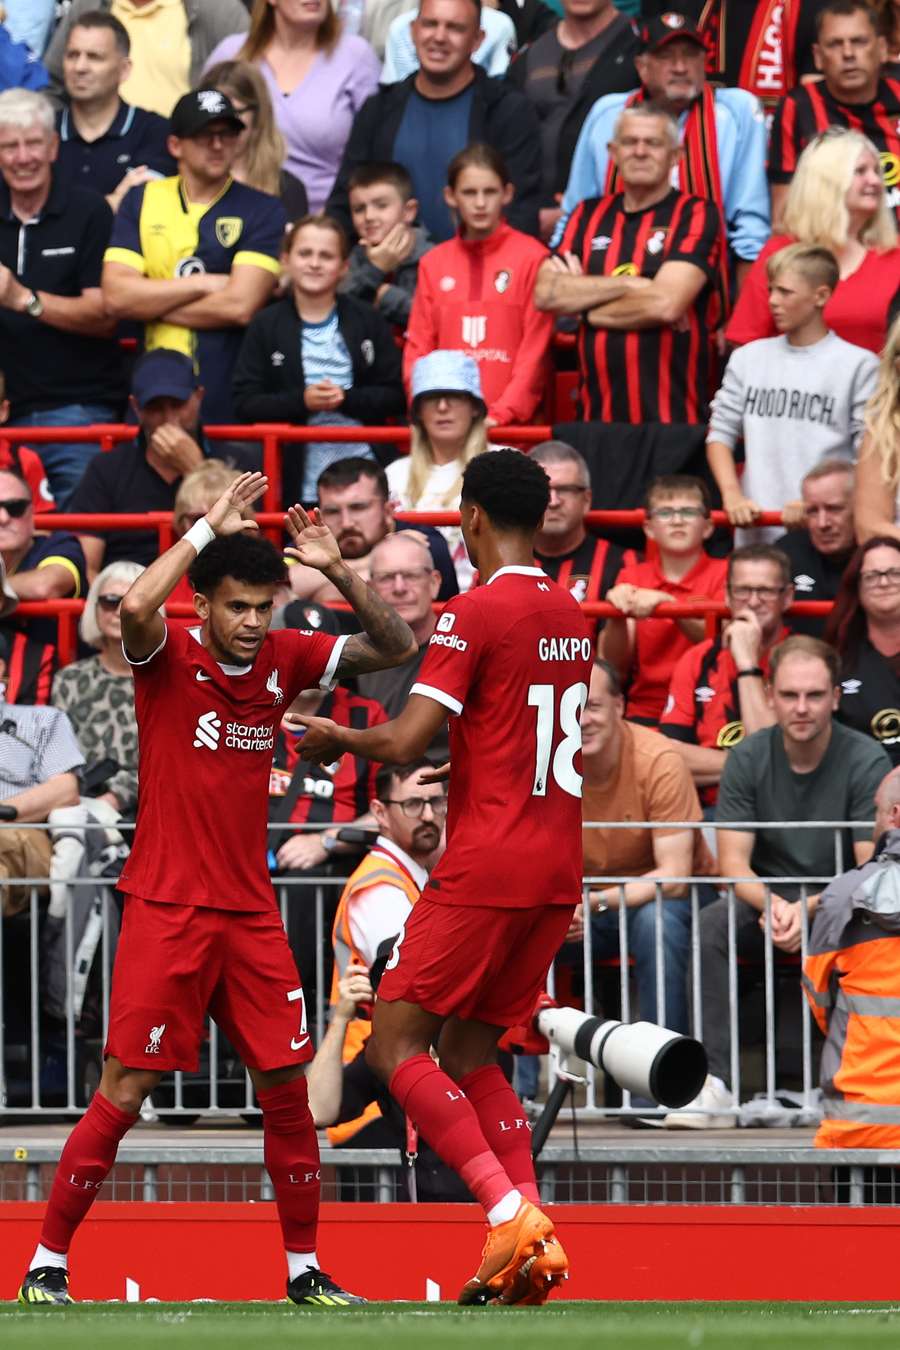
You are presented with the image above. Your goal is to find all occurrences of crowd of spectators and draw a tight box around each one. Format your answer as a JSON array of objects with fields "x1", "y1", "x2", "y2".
[{"x1": 5, "y1": 0, "x2": 900, "y2": 1130}]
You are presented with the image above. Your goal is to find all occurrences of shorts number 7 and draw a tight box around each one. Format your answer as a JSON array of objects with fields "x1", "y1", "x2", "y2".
[{"x1": 528, "y1": 681, "x2": 588, "y2": 798}]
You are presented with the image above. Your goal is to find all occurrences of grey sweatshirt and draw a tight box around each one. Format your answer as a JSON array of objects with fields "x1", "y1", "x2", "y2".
[
  {"x1": 339, "y1": 225, "x2": 432, "y2": 328},
  {"x1": 707, "y1": 331, "x2": 878, "y2": 543}
]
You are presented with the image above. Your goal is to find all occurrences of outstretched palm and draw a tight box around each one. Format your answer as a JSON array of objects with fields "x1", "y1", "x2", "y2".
[
  {"x1": 284, "y1": 505, "x2": 342, "y2": 572},
  {"x1": 206, "y1": 472, "x2": 268, "y2": 536}
]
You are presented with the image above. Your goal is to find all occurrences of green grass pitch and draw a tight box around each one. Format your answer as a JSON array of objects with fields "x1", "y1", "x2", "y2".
[{"x1": 2, "y1": 1302, "x2": 900, "y2": 1349}]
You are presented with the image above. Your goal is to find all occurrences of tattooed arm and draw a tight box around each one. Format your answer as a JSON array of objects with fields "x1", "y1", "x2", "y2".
[{"x1": 285, "y1": 505, "x2": 417, "y2": 673}]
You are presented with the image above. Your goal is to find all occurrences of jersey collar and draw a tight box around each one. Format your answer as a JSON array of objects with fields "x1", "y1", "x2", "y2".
[
  {"x1": 486, "y1": 565, "x2": 547, "y2": 585},
  {"x1": 188, "y1": 624, "x2": 252, "y2": 676},
  {"x1": 373, "y1": 835, "x2": 430, "y2": 892}
]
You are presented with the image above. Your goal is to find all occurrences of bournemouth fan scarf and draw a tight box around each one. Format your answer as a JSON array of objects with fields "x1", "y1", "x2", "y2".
[
  {"x1": 695, "y1": 0, "x2": 804, "y2": 105},
  {"x1": 604, "y1": 84, "x2": 729, "y2": 318}
]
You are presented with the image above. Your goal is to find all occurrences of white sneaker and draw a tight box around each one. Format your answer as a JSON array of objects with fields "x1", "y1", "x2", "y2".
[{"x1": 661, "y1": 1075, "x2": 737, "y2": 1129}]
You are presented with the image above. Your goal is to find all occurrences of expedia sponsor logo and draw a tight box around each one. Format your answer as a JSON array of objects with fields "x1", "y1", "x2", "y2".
[
  {"x1": 538, "y1": 636, "x2": 593, "y2": 661},
  {"x1": 871, "y1": 708, "x2": 900, "y2": 745},
  {"x1": 225, "y1": 720, "x2": 275, "y2": 751},
  {"x1": 716, "y1": 720, "x2": 745, "y2": 748},
  {"x1": 430, "y1": 632, "x2": 468, "y2": 651},
  {"x1": 881, "y1": 151, "x2": 900, "y2": 190},
  {"x1": 612, "y1": 262, "x2": 639, "y2": 277}
]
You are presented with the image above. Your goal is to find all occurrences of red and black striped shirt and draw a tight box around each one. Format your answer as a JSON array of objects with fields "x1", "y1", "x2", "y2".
[
  {"x1": 558, "y1": 187, "x2": 722, "y2": 424},
  {"x1": 534, "y1": 534, "x2": 635, "y2": 638},
  {"x1": 768, "y1": 79, "x2": 900, "y2": 223}
]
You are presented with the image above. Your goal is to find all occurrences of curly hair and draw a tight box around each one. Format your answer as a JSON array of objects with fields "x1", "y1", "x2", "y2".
[
  {"x1": 461, "y1": 449, "x2": 550, "y2": 531},
  {"x1": 187, "y1": 533, "x2": 286, "y2": 597}
]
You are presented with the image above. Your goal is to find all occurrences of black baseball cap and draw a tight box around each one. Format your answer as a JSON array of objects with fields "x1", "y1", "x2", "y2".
[
  {"x1": 638, "y1": 13, "x2": 705, "y2": 51},
  {"x1": 131, "y1": 350, "x2": 200, "y2": 407},
  {"x1": 169, "y1": 89, "x2": 243, "y2": 138}
]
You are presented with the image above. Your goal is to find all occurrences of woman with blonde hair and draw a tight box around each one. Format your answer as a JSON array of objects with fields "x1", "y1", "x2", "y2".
[
  {"x1": 387, "y1": 351, "x2": 495, "y2": 590},
  {"x1": 728, "y1": 128, "x2": 900, "y2": 352},
  {"x1": 854, "y1": 315, "x2": 900, "y2": 541},
  {"x1": 51, "y1": 562, "x2": 146, "y2": 815},
  {"x1": 203, "y1": 59, "x2": 308, "y2": 219},
  {"x1": 203, "y1": 0, "x2": 379, "y2": 212}
]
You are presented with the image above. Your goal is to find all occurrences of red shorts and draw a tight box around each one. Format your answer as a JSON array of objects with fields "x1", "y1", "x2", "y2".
[
  {"x1": 377, "y1": 898, "x2": 574, "y2": 1027},
  {"x1": 105, "y1": 897, "x2": 313, "y2": 1073}
]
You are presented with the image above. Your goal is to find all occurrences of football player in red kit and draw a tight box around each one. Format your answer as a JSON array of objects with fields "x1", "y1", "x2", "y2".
[
  {"x1": 18, "y1": 472, "x2": 416, "y2": 1309},
  {"x1": 294, "y1": 450, "x2": 592, "y2": 1305}
]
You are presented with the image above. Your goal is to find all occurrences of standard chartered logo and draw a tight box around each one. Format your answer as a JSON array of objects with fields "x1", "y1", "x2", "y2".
[{"x1": 193, "y1": 710, "x2": 221, "y2": 750}]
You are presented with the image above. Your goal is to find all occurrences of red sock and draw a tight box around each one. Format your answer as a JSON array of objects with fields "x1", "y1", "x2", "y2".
[
  {"x1": 40, "y1": 1091, "x2": 136, "y2": 1254},
  {"x1": 258, "y1": 1078, "x2": 320, "y2": 1255},
  {"x1": 390, "y1": 1053, "x2": 513, "y2": 1214},
  {"x1": 460, "y1": 1065, "x2": 539, "y2": 1204}
]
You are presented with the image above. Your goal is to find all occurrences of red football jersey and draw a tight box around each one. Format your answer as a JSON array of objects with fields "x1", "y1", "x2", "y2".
[
  {"x1": 119, "y1": 622, "x2": 344, "y2": 911},
  {"x1": 410, "y1": 566, "x2": 592, "y2": 909}
]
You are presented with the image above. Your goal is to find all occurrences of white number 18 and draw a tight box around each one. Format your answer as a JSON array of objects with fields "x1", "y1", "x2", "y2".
[{"x1": 527, "y1": 681, "x2": 587, "y2": 798}]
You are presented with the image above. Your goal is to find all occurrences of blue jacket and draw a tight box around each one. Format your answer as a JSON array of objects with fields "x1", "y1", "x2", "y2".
[
  {"x1": 0, "y1": 24, "x2": 49, "y2": 91},
  {"x1": 553, "y1": 85, "x2": 770, "y2": 262}
]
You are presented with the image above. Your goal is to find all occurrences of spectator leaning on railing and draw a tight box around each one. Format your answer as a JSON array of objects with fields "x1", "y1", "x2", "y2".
[
  {"x1": 666, "y1": 636, "x2": 890, "y2": 1129},
  {"x1": 659, "y1": 545, "x2": 795, "y2": 803},
  {"x1": 55, "y1": 10, "x2": 175, "y2": 211},
  {"x1": 102, "y1": 87, "x2": 286, "y2": 426},
  {"x1": 804, "y1": 764, "x2": 900, "y2": 1150},
  {"x1": 825, "y1": 537, "x2": 900, "y2": 767},
  {"x1": 601, "y1": 474, "x2": 726, "y2": 726},
  {"x1": 706, "y1": 243, "x2": 877, "y2": 546},
  {"x1": 0, "y1": 466, "x2": 86, "y2": 645},
  {"x1": 773, "y1": 458, "x2": 856, "y2": 640},
  {"x1": 50, "y1": 561, "x2": 144, "y2": 819},
  {"x1": 0, "y1": 88, "x2": 124, "y2": 506}
]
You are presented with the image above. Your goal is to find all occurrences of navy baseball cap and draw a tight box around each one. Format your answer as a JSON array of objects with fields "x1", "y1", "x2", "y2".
[
  {"x1": 131, "y1": 350, "x2": 200, "y2": 407},
  {"x1": 639, "y1": 13, "x2": 705, "y2": 51},
  {"x1": 169, "y1": 89, "x2": 243, "y2": 139}
]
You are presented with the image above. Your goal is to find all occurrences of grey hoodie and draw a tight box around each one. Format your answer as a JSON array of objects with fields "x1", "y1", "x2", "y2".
[{"x1": 340, "y1": 225, "x2": 432, "y2": 329}]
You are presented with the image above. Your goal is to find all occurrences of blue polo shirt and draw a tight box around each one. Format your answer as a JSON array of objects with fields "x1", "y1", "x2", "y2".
[
  {"x1": 15, "y1": 532, "x2": 87, "y2": 644},
  {"x1": 55, "y1": 100, "x2": 175, "y2": 198}
]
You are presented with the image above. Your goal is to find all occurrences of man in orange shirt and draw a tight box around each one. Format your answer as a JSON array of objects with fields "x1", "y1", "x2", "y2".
[
  {"x1": 600, "y1": 475, "x2": 726, "y2": 724},
  {"x1": 565, "y1": 659, "x2": 713, "y2": 1036}
]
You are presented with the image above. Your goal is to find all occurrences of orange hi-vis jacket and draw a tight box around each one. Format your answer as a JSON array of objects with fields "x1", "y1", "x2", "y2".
[
  {"x1": 327, "y1": 842, "x2": 423, "y2": 1146},
  {"x1": 803, "y1": 830, "x2": 900, "y2": 1149}
]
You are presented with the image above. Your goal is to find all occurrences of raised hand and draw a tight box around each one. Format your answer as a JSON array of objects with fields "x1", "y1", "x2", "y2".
[
  {"x1": 284, "y1": 504, "x2": 343, "y2": 574},
  {"x1": 205, "y1": 471, "x2": 268, "y2": 536}
]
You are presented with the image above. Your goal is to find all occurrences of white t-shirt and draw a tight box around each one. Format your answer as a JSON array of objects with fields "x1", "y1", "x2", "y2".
[{"x1": 386, "y1": 455, "x2": 472, "y2": 589}]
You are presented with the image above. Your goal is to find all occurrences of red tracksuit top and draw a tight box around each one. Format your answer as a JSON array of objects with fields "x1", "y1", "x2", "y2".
[{"x1": 403, "y1": 221, "x2": 553, "y2": 425}]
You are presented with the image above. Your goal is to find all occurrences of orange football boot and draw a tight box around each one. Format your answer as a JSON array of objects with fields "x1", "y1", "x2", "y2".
[
  {"x1": 491, "y1": 1233, "x2": 570, "y2": 1305},
  {"x1": 457, "y1": 1199, "x2": 556, "y2": 1305}
]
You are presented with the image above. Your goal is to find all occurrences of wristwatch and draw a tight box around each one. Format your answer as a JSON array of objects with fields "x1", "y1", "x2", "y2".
[
  {"x1": 23, "y1": 290, "x2": 43, "y2": 319},
  {"x1": 321, "y1": 832, "x2": 339, "y2": 855}
]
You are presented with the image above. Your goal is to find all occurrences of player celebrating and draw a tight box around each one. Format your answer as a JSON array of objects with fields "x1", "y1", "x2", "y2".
[
  {"x1": 18, "y1": 472, "x2": 416, "y2": 1309},
  {"x1": 294, "y1": 450, "x2": 592, "y2": 1305}
]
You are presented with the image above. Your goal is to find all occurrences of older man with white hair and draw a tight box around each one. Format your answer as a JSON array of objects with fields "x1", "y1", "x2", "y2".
[{"x1": 0, "y1": 88, "x2": 123, "y2": 504}]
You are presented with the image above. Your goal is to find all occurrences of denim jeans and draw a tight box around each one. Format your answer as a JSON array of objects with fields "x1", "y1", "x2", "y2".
[
  {"x1": 591, "y1": 899, "x2": 693, "y2": 1034},
  {"x1": 9, "y1": 403, "x2": 117, "y2": 507}
]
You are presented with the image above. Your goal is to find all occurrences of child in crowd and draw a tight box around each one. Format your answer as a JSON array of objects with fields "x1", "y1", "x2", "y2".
[
  {"x1": 340, "y1": 162, "x2": 432, "y2": 328},
  {"x1": 404, "y1": 144, "x2": 552, "y2": 427},
  {"x1": 232, "y1": 214, "x2": 405, "y2": 505},
  {"x1": 388, "y1": 350, "x2": 493, "y2": 591},
  {"x1": 707, "y1": 243, "x2": 878, "y2": 544},
  {"x1": 600, "y1": 476, "x2": 727, "y2": 725}
]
